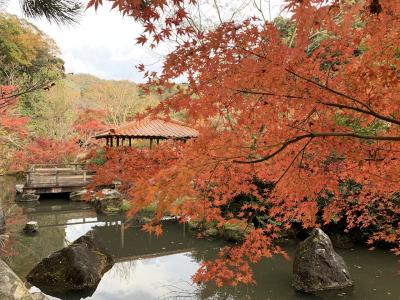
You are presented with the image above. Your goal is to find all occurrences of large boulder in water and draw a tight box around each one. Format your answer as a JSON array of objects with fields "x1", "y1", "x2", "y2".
[
  {"x1": 27, "y1": 230, "x2": 114, "y2": 297},
  {"x1": 293, "y1": 228, "x2": 353, "y2": 293}
]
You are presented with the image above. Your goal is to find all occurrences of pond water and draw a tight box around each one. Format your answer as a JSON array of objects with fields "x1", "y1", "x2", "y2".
[{"x1": 1, "y1": 176, "x2": 399, "y2": 300}]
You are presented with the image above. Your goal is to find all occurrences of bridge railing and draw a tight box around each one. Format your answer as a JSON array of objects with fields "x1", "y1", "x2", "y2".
[
  {"x1": 28, "y1": 163, "x2": 87, "y2": 172},
  {"x1": 26, "y1": 164, "x2": 95, "y2": 187}
]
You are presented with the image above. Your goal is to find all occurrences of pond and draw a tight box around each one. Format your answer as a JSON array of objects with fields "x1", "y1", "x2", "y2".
[{"x1": 1, "y1": 176, "x2": 399, "y2": 300}]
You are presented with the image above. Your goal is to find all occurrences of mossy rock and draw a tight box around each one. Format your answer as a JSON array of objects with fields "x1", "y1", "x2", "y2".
[
  {"x1": 221, "y1": 223, "x2": 247, "y2": 242},
  {"x1": 91, "y1": 189, "x2": 124, "y2": 215},
  {"x1": 120, "y1": 200, "x2": 131, "y2": 212},
  {"x1": 205, "y1": 227, "x2": 219, "y2": 237},
  {"x1": 27, "y1": 230, "x2": 114, "y2": 297},
  {"x1": 188, "y1": 220, "x2": 202, "y2": 230}
]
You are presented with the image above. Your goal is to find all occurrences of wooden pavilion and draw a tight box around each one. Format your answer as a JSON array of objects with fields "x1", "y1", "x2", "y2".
[{"x1": 94, "y1": 118, "x2": 199, "y2": 148}]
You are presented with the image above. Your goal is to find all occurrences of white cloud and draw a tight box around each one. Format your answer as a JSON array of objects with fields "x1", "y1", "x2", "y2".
[
  {"x1": 5, "y1": 1, "x2": 285, "y2": 83},
  {"x1": 6, "y1": 1, "x2": 159, "y2": 82}
]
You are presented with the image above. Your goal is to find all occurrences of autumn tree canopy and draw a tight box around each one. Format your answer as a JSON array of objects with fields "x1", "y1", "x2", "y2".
[
  {"x1": 88, "y1": 0, "x2": 399, "y2": 286},
  {"x1": 0, "y1": 13, "x2": 64, "y2": 110}
]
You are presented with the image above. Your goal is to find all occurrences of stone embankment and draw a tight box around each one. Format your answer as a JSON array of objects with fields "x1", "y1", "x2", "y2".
[{"x1": 0, "y1": 259, "x2": 48, "y2": 300}]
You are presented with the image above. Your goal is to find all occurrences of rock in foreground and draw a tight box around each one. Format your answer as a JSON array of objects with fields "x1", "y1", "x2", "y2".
[
  {"x1": 293, "y1": 228, "x2": 353, "y2": 293},
  {"x1": 0, "y1": 209, "x2": 5, "y2": 234},
  {"x1": 0, "y1": 259, "x2": 48, "y2": 300},
  {"x1": 27, "y1": 230, "x2": 114, "y2": 297}
]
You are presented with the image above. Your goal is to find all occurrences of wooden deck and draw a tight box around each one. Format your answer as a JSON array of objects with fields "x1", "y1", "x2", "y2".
[{"x1": 23, "y1": 164, "x2": 94, "y2": 194}]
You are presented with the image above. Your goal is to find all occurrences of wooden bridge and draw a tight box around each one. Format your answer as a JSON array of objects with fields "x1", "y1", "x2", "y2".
[{"x1": 23, "y1": 163, "x2": 94, "y2": 194}]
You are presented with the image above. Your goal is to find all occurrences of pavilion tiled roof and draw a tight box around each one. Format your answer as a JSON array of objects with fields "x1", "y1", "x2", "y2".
[{"x1": 94, "y1": 118, "x2": 199, "y2": 139}]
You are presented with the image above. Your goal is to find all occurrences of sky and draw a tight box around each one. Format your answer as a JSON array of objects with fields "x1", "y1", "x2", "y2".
[
  {"x1": 5, "y1": 1, "x2": 285, "y2": 83},
  {"x1": 6, "y1": 1, "x2": 165, "y2": 82}
]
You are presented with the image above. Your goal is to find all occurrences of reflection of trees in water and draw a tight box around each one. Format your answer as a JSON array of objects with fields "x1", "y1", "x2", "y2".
[
  {"x1": 8, "y1": 223, "x2": 65, "y2": 277},
  {"x1": 0, "y1": 176, "x2": 17, "y2": 259},
  {"x1": 0, "y1": 176, "x2": 16, "y2": 207},
  {"x1": 157, "y1": 280, "x2": 198, "y2": 300},
  {"x1": 155, "y1": 249, "x2": 257, "y2": 300},
  {"x1": 158, "y1": 281, "x2": 255, "y2": 300},
  {"x1": 111, "y1": 260, "x2": 137, "y2": 282}
]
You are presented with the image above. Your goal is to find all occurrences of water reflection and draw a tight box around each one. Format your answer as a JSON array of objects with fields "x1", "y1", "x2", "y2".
[{"x1": 1, "y1": 176, "x2": 399, "y2": 300}]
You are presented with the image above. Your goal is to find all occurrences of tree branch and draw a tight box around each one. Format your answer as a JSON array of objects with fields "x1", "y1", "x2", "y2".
[
  {"x1": 234, "y1": 132, "x2": 400, "y2": 164},
  {"x1": 285, "y1": 68, "x2": 373, "y2": 111},
  {"x1": 319, "y1": 101, "x2": 400, "y2": 126},
  {"x1": 236, "y1": 88, "x2": 304, "y2": 99}
]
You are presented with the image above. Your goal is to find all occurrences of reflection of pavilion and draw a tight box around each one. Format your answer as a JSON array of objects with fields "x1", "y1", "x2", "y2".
[
  {"x1": 95, "y1": 222, "x2": 196, "y2": 263},
  {"x1": 5, "y1": 197, "x2": 226, "y2": 300},
  {"x1": 13, "y1": 200, "x2": 210, "y2": 269}
]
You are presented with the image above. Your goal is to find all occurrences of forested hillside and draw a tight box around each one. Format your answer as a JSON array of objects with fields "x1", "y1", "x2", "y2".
[{"x1": 0, "y1": 13, "x2": 174, "y2": 173}]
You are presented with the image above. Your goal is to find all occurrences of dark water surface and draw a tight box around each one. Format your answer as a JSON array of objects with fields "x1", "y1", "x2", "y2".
[{"x1": 1, "y1": 176, "x2": 399, "y2": 300}]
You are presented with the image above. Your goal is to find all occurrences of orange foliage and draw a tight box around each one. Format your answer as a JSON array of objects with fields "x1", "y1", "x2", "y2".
[
  {"x1": 73, "y1": 109, "x2": 107, "y2": 144},
  {"x1": 0, "y1": 85, "x2": 17, "y2": 113},
  {"x1": 11, "y1": 137, "x2": 81, "y2": 171},
  {"x1": 89, "y1": 0, "x2": 400, "y2": 285}
]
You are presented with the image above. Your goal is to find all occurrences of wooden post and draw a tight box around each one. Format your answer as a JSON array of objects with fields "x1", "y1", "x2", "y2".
[
  {"x1": 55, "y1": 166, "x2": 59, "y2": 187},
  {"x1": 129, "y1": 138, "x2": 132, "y2": 147},
  {"x1": 150, "y1": 138, "x2": 153, "y2": 149},
  {"x1": 110, "y1": 137, "x2": 113, "y2": 147},
  {"x1": 116, "y1": 137, "x2": 120, "y2": 147},
  {"x1": 121, "y1": 222, "x2": 125, "y2": 249}
]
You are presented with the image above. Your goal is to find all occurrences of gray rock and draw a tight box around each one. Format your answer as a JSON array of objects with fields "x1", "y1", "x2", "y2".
[
  {"x1": 0, "y1": 259, "x2": 48, "y2": 300},
  {"x1": 99, "y1": 188, "x2": 121, "y2": 199},
  {"x1": 0, "y1": 209, "x2": 5, "y2": 234},
  {"x1": 15, "y1": 184, "x2": 24, "y2": 194},
  {"x1": 69, "y1": 189, "x2": 87, "y2": 201},
  {"x1": 92, "y1": 189, "x2": 123, "y2": 214},
  {"x1": 19, "y1": 193, "x2": 40, "y2": 202},
  {"x1": 293, "y1": 228, "x2": 353, "y2": 293},
  {"x1": 27, "y1": 230, "x2": 114, "y2": 297},
  {"x1": 23, "y1": 221, "x2": 39, "y2": 234},
  {"x1": 112, "y1": 180, "x2": 122, "y2": 189}
]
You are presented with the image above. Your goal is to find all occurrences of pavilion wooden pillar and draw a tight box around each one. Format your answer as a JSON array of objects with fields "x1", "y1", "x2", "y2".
[
  {"x1": 149, "y1": 138, "x2": 153, "y2": 149},
  {"x1": 116, "y1": 137, "x2": 120, "y2": 147},
  {"x1": 121, "y1": 222, "x2": 125, "y2": 249},
  {"x1": 129, "y1": 138, "x2": 132, "y2": 147},
  {"x1": 110, "y1": 137, "x2": 113, "y2": 147}
]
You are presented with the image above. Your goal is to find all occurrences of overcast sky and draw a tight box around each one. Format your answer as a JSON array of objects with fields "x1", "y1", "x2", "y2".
[{"x1": 5, "y1": 1, "x2": 284, "y2": 83}]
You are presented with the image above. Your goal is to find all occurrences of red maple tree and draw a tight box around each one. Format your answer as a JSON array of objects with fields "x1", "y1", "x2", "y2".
[{"x1": 89, "y1": 0, "x2": 400, "y2": 285}]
